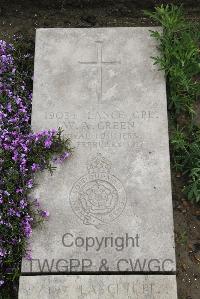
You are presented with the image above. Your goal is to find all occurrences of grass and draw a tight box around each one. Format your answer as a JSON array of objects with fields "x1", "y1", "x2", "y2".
[{"x1": 145, "y1": 4, "x2": 200, "y2": 203}]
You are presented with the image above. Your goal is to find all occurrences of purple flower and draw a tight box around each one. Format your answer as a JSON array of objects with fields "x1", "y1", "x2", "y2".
[
  {"x1": 50, "y1": 128, "x2": 57, "y2": 134},
  {"x1": 21, "y1": 143, "x2": 28, "y2": 152},
  {"x1": 6, "y1": 102, "x2": 12, "y2": 112},
  {"x1": 4, "y1": 191, "x2": 10, "y2": 196},
  {"x1": 8, "y1": 208, "x2": 16, "y2": 216},
  {"x1": 44, "y1": 138, "x2": 52, "y2": 148},
  {"x1": 12, "y1": 151, "x2": 18, "y2": 162},
  {"x1": 60, "y1": 151, "x2": 71, "y2": 162},
  {"x1": 22, "y1": 216, "x2": 33, "y2": 238},
  {"x1": 0, "y1": 248, "x2": 6, "y2": 257},
  {"x1": 31, "y1": 163, "x2": 40, "y2": 172},
  {"x1": 53, "y1": 151, "x2": 71, "y2": 164},
  {"x1": 0, "y1": 39, "x2": 71, "y2": 285},
  {"x1": 16, "y1": 188, "x2": 23, "y2": 193},
  {"x1": 27, "y1": 179, "x2": 33, "y2": 189},
  {"x1": 25, "y1": 250, "x2": 32, "y2": 261},
  {"x1": 40, "y1": 210, "x2": 50, "y2": 218},
  {"x1": 19, "y1": 199, "x2": 27, "y2": 209}
]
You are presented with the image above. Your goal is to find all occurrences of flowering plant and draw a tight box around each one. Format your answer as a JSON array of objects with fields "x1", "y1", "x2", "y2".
[{"x1": 0, "y1": 38, "x2": 72, "y2": 288}]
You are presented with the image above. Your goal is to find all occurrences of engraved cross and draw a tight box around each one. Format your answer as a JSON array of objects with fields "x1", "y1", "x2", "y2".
[{"x1": 79, "y1": 41, "x2": 121, "y2": 102}]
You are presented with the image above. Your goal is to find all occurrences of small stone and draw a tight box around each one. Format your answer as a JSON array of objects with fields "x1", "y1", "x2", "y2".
[
  {"x1": 188, "y1": 243, "x2": 193, "y2": 250},
  {"x1": 193, "y1": 210, "x2": 200, "y2": 216},
  {"x1": 194, "y1": 252, "x2": 200, "y2": 262},
  {"x1": 181, "y1": 263, "x2": 187, "y2": 271},
  {"x1": 182, "y1": 199, "x2": 189, "y2": 208},
  {"x1": 176, "y1": 172, "x2": 181, "y2": 178},
  {"x1": 189, "y1": 242, "x2": 200, "y2": 262}
]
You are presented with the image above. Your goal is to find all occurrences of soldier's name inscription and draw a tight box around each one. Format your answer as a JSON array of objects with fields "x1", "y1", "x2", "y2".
[{"x1": 44, "y1": 110, "x2": 158, "y2": 148}]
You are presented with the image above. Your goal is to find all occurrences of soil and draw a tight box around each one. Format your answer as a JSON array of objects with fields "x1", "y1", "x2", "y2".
[{"x1": 0, "y1": 1, "x2": 200, "y2": 299}]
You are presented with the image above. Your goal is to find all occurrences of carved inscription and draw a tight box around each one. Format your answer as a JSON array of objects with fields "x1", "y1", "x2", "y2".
[
  {"x1": 45, "y1": 110, "x2": 158, "y2": 149},
  {"x1": 79, "y1": 41, "x2": 121, "y2": 102}
]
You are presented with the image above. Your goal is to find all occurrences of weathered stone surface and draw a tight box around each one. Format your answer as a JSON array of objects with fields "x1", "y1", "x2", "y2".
[
  {"x1": 21, "y1": 28, "x2": 175, "y2": 273},
  {"x1": 19, "y1": 275, "x2": 177, "y2": 299}
]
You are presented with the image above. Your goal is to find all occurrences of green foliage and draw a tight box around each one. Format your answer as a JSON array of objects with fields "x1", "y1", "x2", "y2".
[
  {"x1": 177, "y1": 230, "x2": 187, "y2": 245},
  {"x1": 145, "y1": 5, "x2": 200, "y2": 203},
  {"x1": 145, "y1": 5, "x2": 200, "y2": 115}
]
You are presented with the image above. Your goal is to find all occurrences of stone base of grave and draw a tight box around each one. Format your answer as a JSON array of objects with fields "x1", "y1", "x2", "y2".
[{"x1": 18, "y1": 275, "x2": 177, "y2": 298}]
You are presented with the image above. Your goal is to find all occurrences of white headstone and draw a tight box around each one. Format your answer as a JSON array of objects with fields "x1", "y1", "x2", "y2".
[{"x1": 19, "y1": 27, "x2": 177, "y2": 298}]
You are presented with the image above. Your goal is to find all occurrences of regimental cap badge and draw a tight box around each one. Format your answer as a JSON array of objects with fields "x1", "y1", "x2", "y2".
[
  {"x1": 87, "y1": 153, "x2": 111, "y2": 174},
  {"x1": 70, "y1": 153, "x2": 126, "y2": 229}
]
